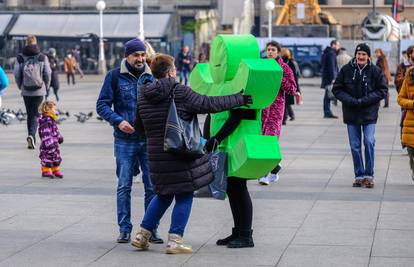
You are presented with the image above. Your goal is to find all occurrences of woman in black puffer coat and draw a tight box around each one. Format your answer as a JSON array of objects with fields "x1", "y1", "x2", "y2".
[{"x1": 131, "y1": 54, "x2": 250, "y2": 254}]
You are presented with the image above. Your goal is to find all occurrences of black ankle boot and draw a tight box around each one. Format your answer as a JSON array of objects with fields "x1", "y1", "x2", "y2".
[
  {"x1": 227, "y1": 229, "x2": 254, "y2": 248},
  {"x1": 216, "y1": 228, "x2": 239, "y2": 246}
]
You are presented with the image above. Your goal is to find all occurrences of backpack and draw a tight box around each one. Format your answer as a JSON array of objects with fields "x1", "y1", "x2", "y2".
[{"x1": 18, "y1": 54, "x2": 44, "y2": 91}]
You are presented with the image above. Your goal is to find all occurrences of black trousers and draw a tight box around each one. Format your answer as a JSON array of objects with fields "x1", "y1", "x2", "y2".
[
  {"x1": 23, "y1": 96, "x2": 43, "y2": 141},
  {"x1": 67, "y1": 73, "x2": 75, "y2": 85},
  {"x1": 283, "y1": 104, "x2": 295, "y2": 122},
  {"x1": 227, "y1": 177, "x2": 253, "y2": 231}
]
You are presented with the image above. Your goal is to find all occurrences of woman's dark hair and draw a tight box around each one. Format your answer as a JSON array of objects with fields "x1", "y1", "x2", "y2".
[
  {"x1": 150, "y1": 53, "x2": 175, "y2": 79},
  {"x1": 266, "y1": 41, "x2": 281, "y2": 53}
]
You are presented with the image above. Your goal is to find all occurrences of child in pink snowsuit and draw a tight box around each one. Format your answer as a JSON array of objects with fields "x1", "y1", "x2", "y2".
[{"x1": 38, "y1": 101, "x2": 64, "y2": 178}]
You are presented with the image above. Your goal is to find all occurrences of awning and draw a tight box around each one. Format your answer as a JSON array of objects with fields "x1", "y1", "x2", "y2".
[
  {"x1": 0, "y1": 14, "x2": 13, "y2": 36},
  {"x1": 9, "y1": 13, "x2": 171, "y2": 39}
]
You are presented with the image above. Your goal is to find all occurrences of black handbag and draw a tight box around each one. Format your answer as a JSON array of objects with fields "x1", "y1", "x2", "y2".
[{"x1": 164, "y1": 85, "x2": 205, "y2": 158}]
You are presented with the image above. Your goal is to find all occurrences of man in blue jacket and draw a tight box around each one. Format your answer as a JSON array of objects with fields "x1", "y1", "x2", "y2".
[
  {"x1": 321, "y1": 40, "x2": 340, "y2": 119},
  {"x1": 96, "y1": 38, "x2": 162, "y2": 244}
]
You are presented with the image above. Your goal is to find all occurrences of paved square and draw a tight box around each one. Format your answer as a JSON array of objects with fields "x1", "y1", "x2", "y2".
[{"x1": 0, "y1": 78, "x2": 412, "y2": 267}]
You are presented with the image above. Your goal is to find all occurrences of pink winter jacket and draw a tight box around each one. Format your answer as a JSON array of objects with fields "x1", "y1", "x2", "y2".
[{"x1": 262, "y1": 57, "x2": 297, "y2": 137}]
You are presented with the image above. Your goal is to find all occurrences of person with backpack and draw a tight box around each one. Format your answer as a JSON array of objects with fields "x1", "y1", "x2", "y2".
[
  {"x1": 13, "y1": 35, "x2": 51, "y2": 149},
  {"x1": 96, "y1": 38, "x2": 162, "y2": 244},
  {"x1": 0, "y1": 65, "x2": 9, "y2": 108}
]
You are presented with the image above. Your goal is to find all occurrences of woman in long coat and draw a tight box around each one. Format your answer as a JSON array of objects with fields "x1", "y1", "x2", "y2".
[
  {"x1": 259, "y1": 41, "x2": 297, "y2": 185},
  {"x1": 397, "y1": 67, "x2": 414, "y2": 180},
  {"x1": 132, "y1": 54, "x2": 249, "y2": 254}
]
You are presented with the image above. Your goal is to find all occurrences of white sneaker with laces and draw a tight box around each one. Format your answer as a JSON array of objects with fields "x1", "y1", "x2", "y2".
[
  {"x1": 259, "y1": 176, "x2": 270, "y2": 185},
  {"x1": 269, "y1": 173, "x2": 280, "y2": 183}
]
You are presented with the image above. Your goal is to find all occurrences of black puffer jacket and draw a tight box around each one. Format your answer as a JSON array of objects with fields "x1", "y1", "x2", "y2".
[
  {"x1": 137, "y1": 77, "x2": 245, "y2": 196},
  {"x1": 332, "y1": 59, "x2": 388, "y2": 125}
]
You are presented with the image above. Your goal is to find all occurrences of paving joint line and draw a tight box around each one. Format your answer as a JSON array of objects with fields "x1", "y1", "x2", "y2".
[
  {"x1": 367, "y1": 117, "x2": 399, "y2": 267},
  {"x1": 274, "y1": 122, "x2": 345, "y2": 266}
]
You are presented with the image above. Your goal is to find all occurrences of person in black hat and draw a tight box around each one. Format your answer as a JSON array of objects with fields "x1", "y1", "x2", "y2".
[
  {"x1": 96, "y1": 38, "x2": 163, "y2": 244},
  {"x1": 332, "y1": 43, "x2": 388, "y2": 188}
]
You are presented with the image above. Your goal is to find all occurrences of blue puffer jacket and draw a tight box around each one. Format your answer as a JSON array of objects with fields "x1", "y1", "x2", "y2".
[
  {"x1": 0, "y1": 66, "x2": 9, "y2": 96},
  {"x1": 96, "y1": 59, "x2": 154, "y2": 141}
]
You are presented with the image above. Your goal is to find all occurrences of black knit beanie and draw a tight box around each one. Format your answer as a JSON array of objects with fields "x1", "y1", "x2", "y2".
[{"x1": 355, "y1": 43, "x2": 371, "y2": 57}]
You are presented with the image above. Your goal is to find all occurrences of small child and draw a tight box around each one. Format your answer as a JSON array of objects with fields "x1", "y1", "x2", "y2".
[{"x1": 38, "y1": 100, "x2": 64, "y2": 178}]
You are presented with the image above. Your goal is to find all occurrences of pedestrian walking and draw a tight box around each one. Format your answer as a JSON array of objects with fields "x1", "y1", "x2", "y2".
[
  {"x1": 38, "y1": 100, "x2": 64, "y2": 178},
  {"x1": 96, "y1": 38, "x2": 162, "y2": 244},
  {"x1": 321, "y1": 40, "x2": 341, "y2": 119},
  {"x1": 64, "y1": 53, "x2": 77, "y2": 85},
  {"x1": 0, "y1": 65, "x2": 9, "y2": 108},
  {"x1": 332, "y1": 43, "x2": 388, "y2": 188},
  {"x1": 395, "y1": 46, "x2": 414, "y2": 149},
  {"x1": 281, "y1": 47, "x2": 301, "y2": 124},
  {"x1": 395, "y1": 46, "x2": 414, "y2": 93},
  {"x1": 375, "y1": 48, "x2": 392, "y2": 108},
  {"x1": 13, "y1": 35, "x2": 51, "y2": 149},
  {"x1": 47, "y1": 48, "x2": 60, "y2": 101},
  {"x1": 397, "y1": 66, "x2": 414, "y2": 180},
  {"x1": 258, "y1": 41, "x2": 296, "y2": 185},
  {"x1": 337, "y1": 47, "x2": 352, "y2": 71},
  {"x1": 131, "y1": 53, "x2": 250, "y2": 253},
  {"x1": 176, "y1": 45, "x2": 192, "y2": 85}
]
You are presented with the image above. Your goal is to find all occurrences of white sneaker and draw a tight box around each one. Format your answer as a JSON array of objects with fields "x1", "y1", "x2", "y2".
[
  {"x1": 269, "y1": 173, "x2": 280, "y2": 183},
  {"x1": 259, "y1": 176, "x2": 270, "y2": 185}
]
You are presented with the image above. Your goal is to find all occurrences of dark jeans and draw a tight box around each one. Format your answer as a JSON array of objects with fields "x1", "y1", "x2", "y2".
[
  {"x1": 23, "y1": 96, "x2": 43, "y2": 141},
  {"x1": 179, "y1": 69, "x2": 189, "y2": 85},
  {"x1": 67, "y1": 73, "x2": 75, "y2": 85},
  {"x1": 347, "y1": 124, "x2": 376, "y2": 178},
  {"x1": 227, "y1": 177, "x2": 253, "y2": 231},
  {"x1": 407, "y1": 146, "x2": 414, "y2": 173},
  {"x1": 114, "y1": 138, "x2": 157, "y2": 234},
  {"x1": 323, "y1": 89, "x2": 333, "y2": 116},
  {"x1": 141, "y1": 192, "x2": 194, "y2": 236}
]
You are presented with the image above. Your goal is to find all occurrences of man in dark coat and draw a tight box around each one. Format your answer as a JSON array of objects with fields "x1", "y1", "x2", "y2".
[
  {"x1": 96, "y1": 38, "x2": 162, "y2": 244},
  {"x1": 321, "y1": 40, "x2": 340, "y2": 118},
  {"x1": 332, "y1": 43, "x2": 388, "y2": 188},
  {"x1": 176, "y1": 45, "x2": 192, "y2": 85}
]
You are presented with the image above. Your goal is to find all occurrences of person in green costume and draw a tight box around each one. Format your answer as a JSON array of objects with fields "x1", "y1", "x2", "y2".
[{"x1": 191, "y1": 35, "x2": 283, "y2": 248}]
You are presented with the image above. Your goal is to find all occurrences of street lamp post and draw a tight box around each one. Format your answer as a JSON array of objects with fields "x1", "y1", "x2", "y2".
[
  {"x1": 265, "y1": 1, "x2": 275, "y2": 40},
  {"x1": 96, "y1": 0, "x2": 107, "y2": 74},
  {"x1": 138, "y1": 0, "x2": 144, "y2": 40}
]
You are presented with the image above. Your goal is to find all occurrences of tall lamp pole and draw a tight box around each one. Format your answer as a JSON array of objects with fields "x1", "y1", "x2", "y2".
[
  {"x1": 96, "y1": 0, "x2": 107, "y2": 74},
  {"x1": 138, "y1": 0, "x2": 144, "y2": 40},
  {"x1": 265, "y1": 1, "x2": 275, "y2": 40}
]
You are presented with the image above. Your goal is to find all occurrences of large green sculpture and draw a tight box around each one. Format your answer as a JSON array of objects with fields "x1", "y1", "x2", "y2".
[{"x1": 189, "y1": 34, "x2": 283, "y2": 179}]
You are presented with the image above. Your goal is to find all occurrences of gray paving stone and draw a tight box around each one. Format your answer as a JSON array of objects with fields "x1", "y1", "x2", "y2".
[
  {"x1": 277, "y1": 245, "x2": 370, "y2": 267},
  {"x1": 372, "y1": 230, "x2": 414, "y2": 258}
]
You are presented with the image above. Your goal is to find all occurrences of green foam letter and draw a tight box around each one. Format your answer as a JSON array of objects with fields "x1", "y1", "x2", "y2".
[{"x1": 190, "y1": 34, "x2": 283, "y2": 179}]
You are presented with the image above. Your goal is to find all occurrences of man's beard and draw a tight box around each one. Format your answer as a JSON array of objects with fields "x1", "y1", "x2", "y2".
[{"x1": 131, "y1": 61, "x2": 144, "y2": 69}]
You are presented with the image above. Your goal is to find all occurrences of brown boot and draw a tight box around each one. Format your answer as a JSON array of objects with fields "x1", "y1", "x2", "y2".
[
  {"x1": 165, "y1": 234, "x2": 192, "y2": 254},
  {"x1": 131, "y1": 228, "x2": 152, "y2": 250}
]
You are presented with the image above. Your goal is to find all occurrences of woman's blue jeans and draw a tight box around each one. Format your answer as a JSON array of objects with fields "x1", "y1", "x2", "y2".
[
  {"x1": 347, "y1": 124, "x2": 376, "y2": 179},
  {"x1": 141, "y1": 192, "x2": 194, "y2": 236}
]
